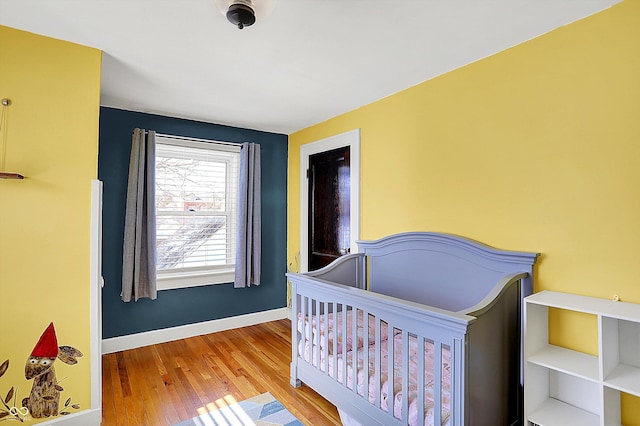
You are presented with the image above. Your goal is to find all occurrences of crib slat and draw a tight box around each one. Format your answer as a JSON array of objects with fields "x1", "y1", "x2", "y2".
[
  {"x1": 434, "y1": 341, "x2": 442, "y2": 426},
  {"x1": 401, "y1": 330, "x2": 409, "y2": 424},
  {"x1": 314, "y1": 299, "x2": 320, "y2": 369},
  {"x1": 418, "y1": 336, "x2": 425, "y2": 426},
  {"x1": 341, "y1": 305, "x2": 348, "y2": 388},
  {"x1": 387, "y1": 324, "x2": 394, "y2": 421},
  {"x1": 351, "y1": 308, "x2": 358, "y2": 392},
  {"x1": 306, "y1": 296, "x2": 312, "y2": 368},
  {"x1": 301, "y1": 295, "x2": 307, "y2": 350},
  {"x1": 374, "y1": 318, "x2": 381, "y2": 408},
  {"x1": 452, "y1": 337, "x2": 464, "y2": 426},
  {"x1": 300, "y1": 295, "x2": 308, "y2": 372},
  {"x1": 322, "y1": 300, "x2": 329, "y2": 374},
  {"x1": 332, "y1": 303, "x2": 338, "y2": 380},
  {"x1": 362, "y1": 310, "x2": 370, "y2": 404}
]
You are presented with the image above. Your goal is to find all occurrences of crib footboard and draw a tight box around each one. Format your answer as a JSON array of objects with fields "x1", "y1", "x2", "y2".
[{"x1": 288, "y1": 272, "x2": 474, "y2": 426}]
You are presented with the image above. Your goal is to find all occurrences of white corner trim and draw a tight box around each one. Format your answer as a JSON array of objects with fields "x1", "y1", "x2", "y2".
[
  {"x1": 101, "y1": 308, "x2": 289, "y2": 354},
  {"x1": 89, "y1": 180, "x2": 103, "y2": 415}
]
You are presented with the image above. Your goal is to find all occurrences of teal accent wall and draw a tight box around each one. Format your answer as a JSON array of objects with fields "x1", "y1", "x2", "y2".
[{"x1": 98, "y1": 107, "x2": 288, "y2": 339}]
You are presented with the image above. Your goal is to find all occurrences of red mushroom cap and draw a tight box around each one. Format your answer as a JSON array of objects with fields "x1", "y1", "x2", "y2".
[{"x1": 31, "y1": 322, "x2": 59, "y2": 358}]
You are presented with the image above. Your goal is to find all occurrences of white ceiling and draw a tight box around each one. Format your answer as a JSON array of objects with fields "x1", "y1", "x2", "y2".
[{"x1": 0, "y1": 0, "x2": 619, "y2": 135}]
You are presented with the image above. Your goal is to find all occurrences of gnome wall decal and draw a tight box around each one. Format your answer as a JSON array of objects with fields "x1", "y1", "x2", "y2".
[{"x1": 21, "y1": 322, "x2": 83, "y2": 418}]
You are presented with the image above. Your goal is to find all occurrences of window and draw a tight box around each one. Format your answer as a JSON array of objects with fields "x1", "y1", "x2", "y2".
[{"x1": 155, "y1": 135, "x2": 240, "y2": 290}]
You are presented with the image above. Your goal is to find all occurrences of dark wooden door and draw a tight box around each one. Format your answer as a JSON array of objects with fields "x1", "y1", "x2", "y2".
[{"x1": 308, "y1": 146, "x2": 350, "y2": 271}]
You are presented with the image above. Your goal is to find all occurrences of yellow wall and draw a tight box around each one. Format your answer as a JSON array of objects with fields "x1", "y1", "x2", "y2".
[
  {"x1": 0, "y1": 26, "x2": 101, "y2": 423},
  {"x1": 288, "y1": 0, "x2": 640, "y2": 422}
]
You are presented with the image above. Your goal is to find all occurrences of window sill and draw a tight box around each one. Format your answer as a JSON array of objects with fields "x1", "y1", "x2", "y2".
[{"x1": 157, "y1": 269, "x2": 234, "y2": 291}]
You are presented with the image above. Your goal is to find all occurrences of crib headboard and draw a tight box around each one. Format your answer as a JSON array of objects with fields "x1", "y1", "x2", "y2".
[{"x1": 357, "y1": 232, "x2": 539, "y2": 312}]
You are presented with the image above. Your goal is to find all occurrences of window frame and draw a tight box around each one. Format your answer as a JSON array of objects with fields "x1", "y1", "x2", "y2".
[{"x1": 154, "y1": 135, "x2": 241, "y2": 290}]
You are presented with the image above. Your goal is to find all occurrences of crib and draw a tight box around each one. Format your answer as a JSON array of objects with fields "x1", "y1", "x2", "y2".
[{"x1": 287, "y1": 232, "x2": 539, "y2": 426}]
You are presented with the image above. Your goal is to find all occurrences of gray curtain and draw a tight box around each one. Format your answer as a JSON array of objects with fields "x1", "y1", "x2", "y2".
[
  {"x1": 234, "y1": 142, "x2": 261, "y2": 288},
  {"x1": 122, "y1": 128, "x2": 157, "y2": 301}
]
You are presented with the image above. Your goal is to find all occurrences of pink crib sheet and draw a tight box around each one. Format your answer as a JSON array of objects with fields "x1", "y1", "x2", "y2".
[{"x1": 297, "y1": 309, "x2": 391, "y2": 354}]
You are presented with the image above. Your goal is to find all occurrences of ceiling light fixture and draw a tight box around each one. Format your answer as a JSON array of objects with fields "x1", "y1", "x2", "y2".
[
  {"x1": 214, "y1": 0, "x2": 274, "y2": 30},
  {"x1": 227, "y1": 1, "x2": 255, "y2": 29}
]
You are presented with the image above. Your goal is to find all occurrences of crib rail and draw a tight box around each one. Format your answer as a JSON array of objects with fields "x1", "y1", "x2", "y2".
[{"x1": 289, "y1": 272, "x2": 474, "y2": 426}]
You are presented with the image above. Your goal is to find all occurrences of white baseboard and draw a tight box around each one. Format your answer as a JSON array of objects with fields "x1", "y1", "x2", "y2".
[
  {"x1": 38, "y1": 408, "x2": 101, "y2": 426},
  {"x1": 102, "y1": 308, "x2": 288, "y2": 354}
]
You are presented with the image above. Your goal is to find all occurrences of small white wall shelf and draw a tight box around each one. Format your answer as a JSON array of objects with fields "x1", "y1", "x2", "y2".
[
  {"x1": 0, "y1": 172, "x2": 24, "y2": 179},
  {"x1": 525, "y1": 290, "x2": 640, "y2": 426}
]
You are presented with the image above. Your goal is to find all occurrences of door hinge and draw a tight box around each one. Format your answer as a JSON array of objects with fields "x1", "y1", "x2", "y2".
[{"x1": 306, "y1": 169, "x2": 309, "y2": 179}]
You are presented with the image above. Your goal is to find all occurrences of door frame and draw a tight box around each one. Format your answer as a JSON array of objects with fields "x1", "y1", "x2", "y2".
[{"x1": 300, "y1": 129, "x2": 360, "y2": 273}]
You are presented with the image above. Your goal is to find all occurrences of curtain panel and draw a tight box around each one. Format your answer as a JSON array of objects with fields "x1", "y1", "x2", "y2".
[
  {"x1": 122, "y1": 128, "x2": 157, "y2": 301},
  {"x1": 235, "y1": 142, "x2": 261, "y2": 288}
]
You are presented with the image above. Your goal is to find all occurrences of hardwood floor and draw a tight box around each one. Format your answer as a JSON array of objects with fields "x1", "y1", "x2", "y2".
[{"x1": 102, "y1": 319, "x2": 341, "y2": 425}]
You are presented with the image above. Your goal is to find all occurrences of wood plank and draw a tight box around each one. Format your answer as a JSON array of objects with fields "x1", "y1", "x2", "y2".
[
  {"x1": 106, "y1": 352, "x2": 128, "y2": 425},
  {"x1": 138, "y1": 344, "x2": 181, "y2": 425},
  {"x1": 121, "y1": 349, "x2": 151, "y2": 426},
  {"x1": 100, "y1": 354, "x2": 117, "y2": 423},
  {"x1": 129, "y1": 345, "x2": 165, "y2": 425}
]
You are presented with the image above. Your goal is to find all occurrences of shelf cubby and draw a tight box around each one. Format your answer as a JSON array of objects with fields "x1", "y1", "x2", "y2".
[{"x1": 528, "y1": 397, "x2": 599, "y2": 426}]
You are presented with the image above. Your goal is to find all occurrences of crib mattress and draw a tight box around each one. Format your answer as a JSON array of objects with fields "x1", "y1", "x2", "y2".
[{"x1": 298, "y1": 312, "x2": 452, "y2": 426}]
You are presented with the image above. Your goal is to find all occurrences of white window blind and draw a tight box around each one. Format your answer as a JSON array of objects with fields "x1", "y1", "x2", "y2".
[{"x1": 155, "y1": 135, "x2": 240, "y2": 289}]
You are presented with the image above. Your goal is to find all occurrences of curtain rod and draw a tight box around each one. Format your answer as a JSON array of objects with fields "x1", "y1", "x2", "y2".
[{"x1": 137, "y1": 130, "x2": 244, "y2": 148}]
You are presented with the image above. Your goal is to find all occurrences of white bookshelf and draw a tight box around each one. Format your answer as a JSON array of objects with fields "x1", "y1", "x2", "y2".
[{"x1": 524, "y1": 290, "x2": 640, "y2": 426}]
